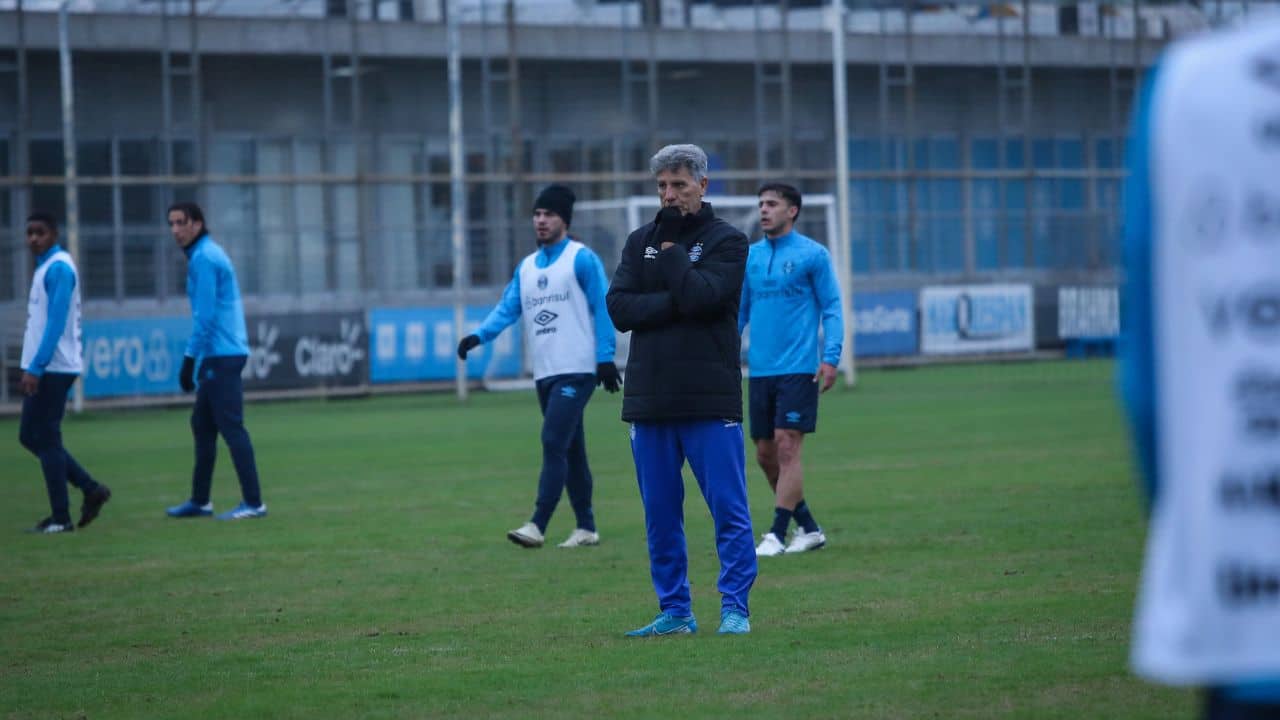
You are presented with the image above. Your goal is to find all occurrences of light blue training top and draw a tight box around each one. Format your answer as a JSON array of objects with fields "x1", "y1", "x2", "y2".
[
  {"x1": 183, "y1": 235, "x2": 250, "y2": 362},
  {"x1": 1119, "y1": 59, "x2": 1280, "y2": 704},
  {"x1": 738, "y1": 229, "x2": 843, "y2": 377},
  {"x1": 26, "y1": 244, "x2": 77, "y2": 377},
  {"x1": 475, "y1": 236, "x2": 616, "y2": 364}
]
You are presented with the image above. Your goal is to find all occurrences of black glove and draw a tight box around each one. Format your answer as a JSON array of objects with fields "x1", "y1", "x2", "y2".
[
  {"x1": 596, "y1": 362, "x2": 622, "y2": 393},
  {"x1": 457, "y1": 334, "x2": 481, "y2": 360},
  {"x1": 179, "y1": 355, "x2": 196, "y2": 393},
  {"x1": 654, "y1": 206, "x2": 685, "y2": 247}
]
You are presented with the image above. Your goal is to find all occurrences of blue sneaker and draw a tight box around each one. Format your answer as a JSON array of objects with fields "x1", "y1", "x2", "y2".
[
  {"x1": 718, "y1": 610, "x2": 750, "y2": 635},
  {"x1": 166, "y1": 500, "x2": 213, "y2": 518},
  {"x1": 624, "y1": 612, "x2": 697, "y2": 637},
  {"x1": 216, "y1": 502, "x2": 268, "y2": 521}
]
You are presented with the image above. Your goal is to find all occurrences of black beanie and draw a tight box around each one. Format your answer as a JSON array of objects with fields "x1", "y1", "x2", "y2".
[{"x1": 534, "y1": 184, "x2": 575, "y2": 227}]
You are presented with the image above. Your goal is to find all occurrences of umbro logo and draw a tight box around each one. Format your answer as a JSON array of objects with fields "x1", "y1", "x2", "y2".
[
  {"x1": 533, "y1": 310, "x2": 558, "y2": 326},
  {"x1": 785, "y1": 411, "x2": 802, "y2": 423},
  {"x1": 644, "y1": 246, "x2": 658, "y2": 260}
]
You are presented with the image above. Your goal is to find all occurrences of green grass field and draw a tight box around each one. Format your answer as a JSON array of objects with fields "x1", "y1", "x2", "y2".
[{"x1": 0, "y1": 360, "x2": 1194, "y2": 719}]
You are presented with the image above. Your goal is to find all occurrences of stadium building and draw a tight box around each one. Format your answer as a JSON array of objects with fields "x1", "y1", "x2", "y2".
[{"x1": 0, "y1": 0, "x2": 1266, "y2": 405}]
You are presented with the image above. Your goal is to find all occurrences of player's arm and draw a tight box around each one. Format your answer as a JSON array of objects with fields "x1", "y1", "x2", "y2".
[
  {"x1": 607, "y1": 229, "x2": 676, "y2": 332},
  {"x1": 184, "y1": 253, "x2": 218, "y2": 360},
  {"x1": 814, "y1": 247, "x2": 844, "y2": 368},
  {"x1": 458, "y1": 268, "x2": 522, "y2": 359},
  {"x1": 26, "y1": 261, "x2": 75, "y2": 378},
  {"x1": 1119, "y1": 64, "x2": 1161, "y2": 508},
  {"x1": 575, "y1": 248, "x2": 617, "y2": 362},
  {"x1": 475, "y1": 268, "x2": 523, "y2": 344},
  {"x1": 655, "y1": 229, "x2": 747, "y2": 319}
]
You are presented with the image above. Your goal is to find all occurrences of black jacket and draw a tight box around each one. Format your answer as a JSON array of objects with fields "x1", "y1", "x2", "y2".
[{"x1": 606, "y1": 204, "x2": 748, "y2": 422}]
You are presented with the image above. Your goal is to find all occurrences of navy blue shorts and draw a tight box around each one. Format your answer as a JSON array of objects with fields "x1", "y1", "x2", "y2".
[{"x1": 748, "y1": 373, "x2": 819, "y2": 440}]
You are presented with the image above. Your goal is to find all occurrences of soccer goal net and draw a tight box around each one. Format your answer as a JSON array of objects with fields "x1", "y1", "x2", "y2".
[{"x1": 482, "y1": 194, "x2": 849, "y2": 391}]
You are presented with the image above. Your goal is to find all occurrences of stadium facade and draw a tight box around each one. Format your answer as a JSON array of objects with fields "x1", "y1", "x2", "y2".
[{"x1": 0, "y1": 0, "x2": 1270, "y2": 404}]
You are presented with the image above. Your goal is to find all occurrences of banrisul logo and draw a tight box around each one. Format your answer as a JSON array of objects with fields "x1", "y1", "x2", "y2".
[
  {"x1": 533, "y1": 310, "x2": 558, "y2": 327},
  {"x1": 537, "y1": 275, "x2": 548, "y2": 290}
]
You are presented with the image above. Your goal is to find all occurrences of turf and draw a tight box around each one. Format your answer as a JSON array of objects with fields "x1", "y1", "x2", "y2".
[{"x1": 0, "y1": 359, "x2": 1195, "y2": 719}]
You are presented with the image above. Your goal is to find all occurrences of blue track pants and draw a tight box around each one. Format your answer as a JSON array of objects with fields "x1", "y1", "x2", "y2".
[{"x1": 630, "y1": 419, "x2": 757, "y2": 618}]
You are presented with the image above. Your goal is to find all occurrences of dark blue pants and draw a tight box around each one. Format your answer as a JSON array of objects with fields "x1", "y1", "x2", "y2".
[
  {"x1": 19, "y1": 372, "x2": 100, "y2": 525},
  {"x1": 190, "y1": 356, "x2": 261, "y2": 507},
  {"x1": 630, "y1": 420, "x2": 756, "y2": 618},
  {"x1": 531, "y1": 373, "x2": 596, "y2": 533}
]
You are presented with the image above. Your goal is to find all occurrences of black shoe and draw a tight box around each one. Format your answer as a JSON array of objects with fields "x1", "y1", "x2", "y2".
[
  {"x1": 27, "y1": 517, "x2": 75, "y2": 534},
  {"x1": 79, "y1": 484, "x2": 112, "y2": 528}
]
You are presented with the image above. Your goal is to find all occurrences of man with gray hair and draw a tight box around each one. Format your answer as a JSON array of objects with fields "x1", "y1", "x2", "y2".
[{"x1": 606, "y1": 143, "x2": 757, "y2": 636}]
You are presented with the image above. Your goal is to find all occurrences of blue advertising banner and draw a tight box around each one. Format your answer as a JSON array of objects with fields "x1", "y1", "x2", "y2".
[
  {"x1": 369, "y1": 306, "x2": 523, "y2": 383},
  {"x1": 82, "y1": 316, "x2": 192, "y2": 398},
  {"x1": 853, "y1": 290, "x2": 917, "y2": 357}
]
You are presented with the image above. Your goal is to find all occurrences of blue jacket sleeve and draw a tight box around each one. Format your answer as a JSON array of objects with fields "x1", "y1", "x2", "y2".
[
  {"x1": 1119, "y1": 65, "x2": 1160, "y2": 509},
  {"x1": 475, "y1": 268, "x2": 523, "y2": 344},
  {"x1": 575, "y1": 248, "x2": 617, "y2": 363},
  {"x1": 813, "y1": 247, "x2": 844, "y2": 366},
  {"x1": 184, "y1": 254, "x2": 218, "y2": 359},
  {"x1": 27, "y1": 262, "x2": 76, "y2": 376}
]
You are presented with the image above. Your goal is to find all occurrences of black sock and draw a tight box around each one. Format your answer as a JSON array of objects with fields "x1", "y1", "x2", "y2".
[
  {"x1": 793, "y1": 500, "x2": 819, "y2": 533},
  {"x1": 769, "y1": 507, "x2": 793, "y2": 540}
]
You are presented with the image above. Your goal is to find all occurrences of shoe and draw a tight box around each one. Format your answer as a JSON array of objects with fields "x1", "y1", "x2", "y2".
[
  {"x1": 785, "y1": 529, "x2": 827, "y2": 553},
  {"x1": 216, "y1": 502, "x2": 268, "y2": 521},
  {"x1": 625, "y1": 612, "x2": 698, "y2": 637},
  {"x1": 557, "y1": 528, "x2": 600, "y2": 548},
  {"x1": 166, "y1": 500, "x2": 213, "y2": 518},
  {"x1": 27, "y1": 517, "x2": 75, "y2": 534},
  {"x1": 718, "y1": 610, "x2": 751, "y2": 634},
  {"x1": 755, "y1": 532, "x2": 786, "y2": 557},
  {"x1": 507, "y1": 522, "x2": 544, "y2": 548},
  {"x1": 78, "y1": 484, "x2": 112, "y2": 528}
]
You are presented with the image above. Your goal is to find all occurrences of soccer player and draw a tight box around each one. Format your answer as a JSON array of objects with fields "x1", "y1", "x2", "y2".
[
  {"x1": 739, "y1": 183, "x2": 842, "y2": 557},
  {"x1": 457, "y1": 184, "x2": 620, "y2": 549},
  {"x1": 1120, "y1": 17, "x2": 1280, "y2": 719},
  {"x1": 606, "y1": 144, "x2": 756, "y2": 636},
  {"x1": 17, "y1": 212, "x2": 110, "y2": 534},
  {"x1": 164, "y1": 202, "x2": 266, "y2": 521}
]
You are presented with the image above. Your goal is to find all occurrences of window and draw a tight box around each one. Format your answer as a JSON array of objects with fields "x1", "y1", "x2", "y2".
[
  {"x1": 29, "y1": 140, "x2": 65, "y2": 220},
  {"x1": 914, "y1": 137, "x2": 963, "y2": 273}
]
